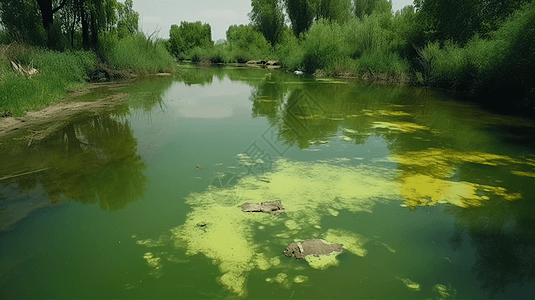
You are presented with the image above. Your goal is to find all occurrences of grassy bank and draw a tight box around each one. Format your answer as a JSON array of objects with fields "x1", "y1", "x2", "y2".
[
  {"x1": 1, "y1": 33, "x2": 175, "y2": 117},
  {"x1": 1, "y1": 46, "x2": 97, "y2": 116}
]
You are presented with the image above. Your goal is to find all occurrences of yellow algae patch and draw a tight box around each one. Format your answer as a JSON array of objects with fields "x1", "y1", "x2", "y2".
[
  {"x1": 362, "y1": 110, "x2": 411, "y2": 117},
  {"x1": 143, "y1": 252, "x2": 163, "y2": 277},
  {"x1": 400, "y1": 173, "x2": 482, "y2": 208},
  {"x1": 255, "y1": 254, "x2": 281, "y2": 271},
  {"x1": 143, "y1": 252, "x2": 161, "y2": 268},
  {"x1": 327, "y1": 208, "x2": 339, "y2": 216},
  {"x1": 434, "y1": 284, "x2": 449, "y2": 298},
  {"x1": 170, "y1": 202, "x2": 270, "y2": 296},
  {"x1": 391, "y1": 148, "x2": 529, "y2": 171},
  {"x1": 398, "y1": 277, "x2": 421, "y2": 291},
  {"x1": 270, "y1": 256, "x2": 281, "y2": 267},
  {"x1": 433, "y1": 284, "x2": 456, "y2": 299},
  {"x1": 511, "y1": 170, "x2": 535, "y2": 178},
  {"x1": 285, "y1": 220, "x2": 300, "y2": 230},
  {"x1": 165, "y1": 158, "x2": 399, "y2": 296},
  {"x1": 305, "y1": 252, "x2": 340, "y2": 270},
  {"x1": 391, "y1": 148, "x2": 526, "y2": 208},
  {"x1": 324, "y1": 228, "x2": 368, "y2": 257},
  {"x1": 399, "y1": 173, "x2": 521, "y2": 208},
  {"x1": 372, "y1": 121, "x2": 430, "y2": 133},
  {"x1": 136, "y1": 236, "x2": 167, "y2": 247},
  {"x1": 255, "y1": 254, "x2": 271, "y2": 270},
  {"x1": 293, "y1": 275, "x2": 308, "y2": 283},
  {"x1": 240, "y1": 158, "x2": 399, "y2": 223},
  {"x1": 274, "y1": 273, "x2": 290, "y2": 288}
]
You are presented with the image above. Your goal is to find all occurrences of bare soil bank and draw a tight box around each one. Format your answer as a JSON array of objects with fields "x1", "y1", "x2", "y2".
[{"x1": 0, "y1": 81, "x2": 131, "y2": 144}]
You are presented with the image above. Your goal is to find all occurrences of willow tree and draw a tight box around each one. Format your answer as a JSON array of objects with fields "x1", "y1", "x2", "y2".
[
  {"x1": 354, "y1": 0, "x2": 392, "y2": 20},
  {"x1": 249, "y1": 0, "x2": 285, "y2": 46},
  {"x1": 315, "y1": 0, "x2": 352, "y2": 23},
  {"x1": 283, "y1": 0, "x2": 315, "y2": 38}
]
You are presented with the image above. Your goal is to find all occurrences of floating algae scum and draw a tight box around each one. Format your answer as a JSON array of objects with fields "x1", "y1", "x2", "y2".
[
  {"x1": 135, "y1": 155, "x2": 524, "y2": 296},
  {"x1": 137, "y1": 158, "x2": 387, "y2": 296}
]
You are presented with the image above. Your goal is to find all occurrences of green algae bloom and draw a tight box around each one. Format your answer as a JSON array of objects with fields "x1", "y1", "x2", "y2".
[
  {"x1": 136, "y1": 155, "x2": 524, "y2": 296},
  {"x1": 305, "y1": 252, "x2": 340, "y2": 270}
]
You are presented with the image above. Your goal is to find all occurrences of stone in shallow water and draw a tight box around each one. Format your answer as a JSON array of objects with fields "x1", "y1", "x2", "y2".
[{"x1": 241, "y1": 201, "x2": 285, "y2": 215}]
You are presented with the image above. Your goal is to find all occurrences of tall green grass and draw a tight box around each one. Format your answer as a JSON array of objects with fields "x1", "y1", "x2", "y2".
[
  {"x1": 99, "y1": 32, "x2": 175, "y2": 73},
  {"x1": 0, "y1": 49, "x2": 97, "y2": 116}
]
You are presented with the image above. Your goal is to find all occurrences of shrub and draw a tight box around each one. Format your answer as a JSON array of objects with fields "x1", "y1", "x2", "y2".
[{"x1": 275, "y1": 27, "x2": 304, "y2": 70}]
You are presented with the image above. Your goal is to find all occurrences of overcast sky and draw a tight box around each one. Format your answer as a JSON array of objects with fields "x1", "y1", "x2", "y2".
[{"x1": 125, "y1": 0, "x2": 415, "y2": 41}]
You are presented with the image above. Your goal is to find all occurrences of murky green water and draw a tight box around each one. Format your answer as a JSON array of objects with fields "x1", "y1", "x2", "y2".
[{"x1": 1, "y1": 65, "x2": 535, "y2": 299}]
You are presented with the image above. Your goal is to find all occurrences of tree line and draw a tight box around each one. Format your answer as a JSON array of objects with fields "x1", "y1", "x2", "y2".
[{"x1": 0, "y1": 0, "x2": 139, "y2": 50}]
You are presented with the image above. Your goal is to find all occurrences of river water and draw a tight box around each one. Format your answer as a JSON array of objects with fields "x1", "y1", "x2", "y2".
[{"x1": 1, "y1": 65, "x2": 535, "y2": 299}]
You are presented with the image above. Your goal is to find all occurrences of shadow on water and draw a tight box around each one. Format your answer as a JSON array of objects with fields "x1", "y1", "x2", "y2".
[{"x1": 446, "y1": 192, "x2": 535, "y2": 297}]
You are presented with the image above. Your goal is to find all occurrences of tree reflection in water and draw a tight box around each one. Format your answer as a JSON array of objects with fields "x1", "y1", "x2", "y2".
[
  {"x1": 447, "y1": 195, "x2": 535, "y2": 295},
  {"x1": 0, "y1": 75, "x2": 176, "y2": 230}
]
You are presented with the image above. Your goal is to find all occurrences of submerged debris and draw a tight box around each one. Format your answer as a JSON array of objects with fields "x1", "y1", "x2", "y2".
[{"x1": 241, "y1": 201, "x2": 285, "y2": 215}]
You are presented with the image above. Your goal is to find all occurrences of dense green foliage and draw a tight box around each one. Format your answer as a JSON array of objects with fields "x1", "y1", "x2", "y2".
[
  {"x1": 417, "y1": 1, "x2": 535, "y2": 110},
  {"x1": 249, "y1": 0, "x2": 285, "y2": 46},
  {"x1": 168, "y1": 21, "x2": 213, "y2": 59},
  {"x1": 354, "y1": 0, "x2": 392, "y2": 20},
  {"x1": 225, "y1": 24, "x2": 272, "y2": 61},
  {"x1": 283, "y1": 0, "x2": 353, "y2": 37},
  {"x1": 283, "y1": 0, "x2": 315, "y2": 37},
  {"x1": 414, "y1": 0, "x2": 531, "y2": 45}
]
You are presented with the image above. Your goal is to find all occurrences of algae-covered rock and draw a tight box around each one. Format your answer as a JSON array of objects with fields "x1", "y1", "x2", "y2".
[
  {"x1": 241, "y1": 201, "x2": 285, "y2": 215},
  {"x1": 284, "y1": 239, "x2": 343, "y2": 259}
]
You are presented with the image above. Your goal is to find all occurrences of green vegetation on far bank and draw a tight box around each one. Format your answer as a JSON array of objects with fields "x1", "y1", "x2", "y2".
[
  {"x1": 165, "y1": 0, "x2": 534, "y2": 115},
  {"x1": 1, "y1": 0, "x2": 534, "y2": 118}
]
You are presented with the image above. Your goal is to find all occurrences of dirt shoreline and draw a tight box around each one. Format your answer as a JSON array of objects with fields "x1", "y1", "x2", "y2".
[{"x1": 0, "y1": 81, "x2": 133, "y2": 143}]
